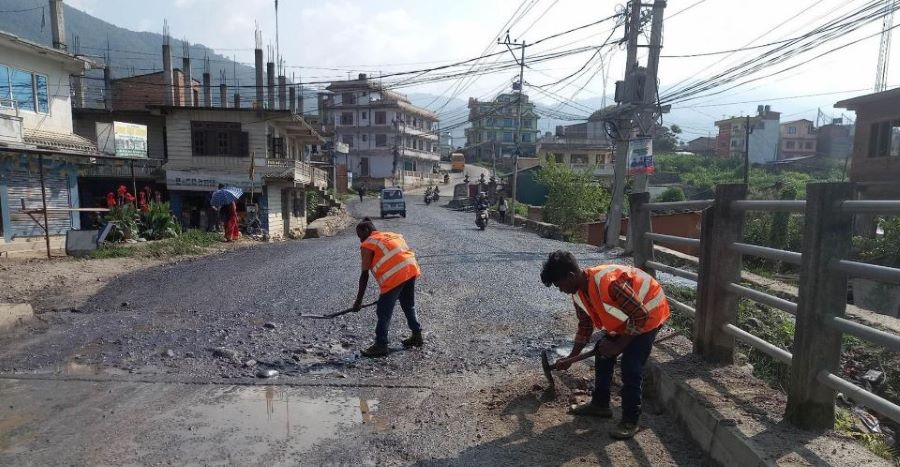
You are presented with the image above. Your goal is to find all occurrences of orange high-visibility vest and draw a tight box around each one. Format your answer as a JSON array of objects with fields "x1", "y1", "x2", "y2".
[
  {"x1": 573, "y1": 264, "x2": 670, "y2": 336},
  {"x1": 361, "y1": 231, "x2": 421, "y2": 294}
]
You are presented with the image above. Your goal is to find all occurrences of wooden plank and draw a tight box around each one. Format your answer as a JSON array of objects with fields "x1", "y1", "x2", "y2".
[
  {"x1": 694, "y1": 183, "x2": 747, "y2": 363},
  {"x1": 786, "y1": 182, "x2": 853, "y2": 430}
]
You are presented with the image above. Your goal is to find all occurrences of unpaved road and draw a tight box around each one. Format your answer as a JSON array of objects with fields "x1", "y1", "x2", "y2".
[{"x1": 0, "y1": 198, "x2": 703, "y2": 465}]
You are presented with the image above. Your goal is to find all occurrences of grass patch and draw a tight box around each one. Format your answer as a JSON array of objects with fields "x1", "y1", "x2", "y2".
[{"x1": 91, "y1": 230, "x2": 223, "y2": 259}]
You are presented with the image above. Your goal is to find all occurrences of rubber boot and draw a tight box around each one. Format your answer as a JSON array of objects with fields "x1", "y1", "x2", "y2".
[
  {"x1": 361, "y1": 344, "x2": 389, "y2": 358},
  {"x1": 402, "y1": 332, "x2": 424, "y2": 348},
  {"x1": 569, "y1": 402, "x2": 613, "y2": 418},
  {"x1": 609, "y1": 420, "x2": 640, "y2": 439}
]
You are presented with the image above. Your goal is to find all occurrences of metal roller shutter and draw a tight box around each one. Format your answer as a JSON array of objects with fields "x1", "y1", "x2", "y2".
[{"x1": 7, "y1": 162, "x2": 72, "y2": 238}]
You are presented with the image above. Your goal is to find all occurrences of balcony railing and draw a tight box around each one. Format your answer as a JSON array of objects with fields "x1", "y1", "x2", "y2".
[{"x1": 264, "y1": 159, "x2": 329, "y2": 189}]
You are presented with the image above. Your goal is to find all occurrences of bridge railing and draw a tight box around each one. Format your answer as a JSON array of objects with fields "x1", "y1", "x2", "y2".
[{"x1": 628, "y1": 182, "x2": 900, "y2": 430}]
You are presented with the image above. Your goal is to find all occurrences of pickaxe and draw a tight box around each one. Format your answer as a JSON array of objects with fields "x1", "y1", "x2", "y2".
[{"x1": 299, "y1": 301, "x2": 377, "y2": 319}]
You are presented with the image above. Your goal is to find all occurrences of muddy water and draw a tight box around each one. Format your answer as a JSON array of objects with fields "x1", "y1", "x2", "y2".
[{"x1": 0, "y1": 378, "x2": 397, "y2": 465}]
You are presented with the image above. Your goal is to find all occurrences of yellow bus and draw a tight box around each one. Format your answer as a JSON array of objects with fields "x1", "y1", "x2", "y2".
[{"x1": 450, "y1": 153, "x2": 465, "y2": 172}]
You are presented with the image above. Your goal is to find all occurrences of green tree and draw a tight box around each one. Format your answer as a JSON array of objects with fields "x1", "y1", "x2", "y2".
[
  {"x1": 535, "y1": 158, "x2": 610, "y2": 240},
  {"x1": 653, "y1": 125, "x2": 682, "y2": 152},
  {"x1": 655, "y1": 186, "x2": 686, "y2": 202}
]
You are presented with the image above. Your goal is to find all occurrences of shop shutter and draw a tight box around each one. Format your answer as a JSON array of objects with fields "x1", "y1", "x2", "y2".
[{"x1": 7, "y1": 163, "x2": 72, "y2": 237}]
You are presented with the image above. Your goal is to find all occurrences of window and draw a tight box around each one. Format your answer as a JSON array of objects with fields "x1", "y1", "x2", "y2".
[
  {"x1": 190, "y1": 121, "x2": 247, "y2": 157},
  {"x1": 522, "y1": 118, "x2": 532, "y2": 129},
  {"x1": 395, "y1": 112, "x2": 402, "y2": 122},
  {"x1": 554, "y1": 153, "x2": 564, "y2": 163},
  {"x1": 804, "y1": 141, "x2": 813, "y2": 150},
  {"x1": 788, "y1": 126, "x2": 797, "y2": 134},
  {"x1": 374, "y1": 111, "x2": 386, "y2": 125},
  {"x1": 342, "y1": 134, "x2": 354, "y2": 148},
  {"x1": 360, "y1": 157, "x2": 370, "y2": 176},
  {"x1": 6, "y1": 68, "x2": 48, "y2": 113},
  {"x1": 503, "y1": 118, "x2": 513, "y2": 128},
  {"x1": 571, "y1": 153, "x2": 588, "y2": 164},
  {"x1": 596, "y1": 154, "x2": 605, "y2": 164},
  {"x1": 786, "y1": 141, "x2": 795, "y2": 149},
  {"x1": 486, "y1": 117, "x2": 494, "y2": 127},
  {"x1": 342, "y1": 92, "x2": 356, "y2": 105},
  {"x1": 870, "y1": 120, "x2": 900, "y2": 157},
  {"x1": 269, "y1": 136, "x2": 286, "y2": 158},
  {"x1": 361, "y1": 134, "x2": 368, "y2": 142},
  {"x1": 522, "y1": 133, "x2": 532, "y2": 143},
  {"x1": 503, "y1": 132, "x2": 513, "y2": 142},
  {"x1": 893, "y1": 123, "x2": 900, "y2": 157},
  {"x1": 487, "y1": 131, "x2": 496, "y2": 141},
  {"x1": 340, "y1": 112, "x2": 353, "y2": 125},
  {"x1": 361, "y1": 111, "x2": 368, "y2": 120},
  {"x1": 375, "y1": 134, "x2": 387, "y2": 147}
]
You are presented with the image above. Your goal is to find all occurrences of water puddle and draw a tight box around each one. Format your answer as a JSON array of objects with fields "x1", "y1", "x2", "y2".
[
  {"x1": 177, "y1": 386, "x2": 382, "y2": 455},
  {"x1": 56, "y1": 360, "x2": 128, "y2": 377}
]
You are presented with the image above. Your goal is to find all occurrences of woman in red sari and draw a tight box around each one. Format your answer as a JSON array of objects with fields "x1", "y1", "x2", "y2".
[{"x1": 223, "y1": 201, "x2": 240, "y2": 241}]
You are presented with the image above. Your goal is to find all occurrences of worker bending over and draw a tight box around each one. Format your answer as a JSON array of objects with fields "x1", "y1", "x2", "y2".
[
  {"x1": 352, "y1": 218, "x2": 424, "y2": 357},
  {"x1": 541, "y1": 250, "x2": 670, "y2": 439}
]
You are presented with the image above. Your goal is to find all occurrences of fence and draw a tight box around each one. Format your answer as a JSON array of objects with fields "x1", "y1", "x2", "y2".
[{"x1": 628, "y1": 182, "x2": 900, "y2": 430}]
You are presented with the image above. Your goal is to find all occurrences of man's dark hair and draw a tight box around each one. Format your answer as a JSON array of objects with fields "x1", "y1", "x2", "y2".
[
  {"x1": 357, "y1": 217, "x2": 376, "y2": 233},
  {"x1": 541, "y1": 250, "x2": 580, "y2": 287}
]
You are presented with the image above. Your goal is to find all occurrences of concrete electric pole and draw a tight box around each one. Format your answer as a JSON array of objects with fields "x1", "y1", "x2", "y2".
[
  {"x1": 605, "y1": 0, "x2": 667, "y2": 248},
  {"x1": 498, "y1": 32, "x2": 527, "y2": 225}
]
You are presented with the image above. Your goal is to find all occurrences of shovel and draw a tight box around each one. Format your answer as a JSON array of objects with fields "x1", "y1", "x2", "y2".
[{"x1": 300, "y1": 301, "x2": 377, "y2": 319}]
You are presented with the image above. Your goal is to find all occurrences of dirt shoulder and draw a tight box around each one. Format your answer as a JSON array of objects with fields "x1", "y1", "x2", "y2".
[{"x1": 0, "y1": 239, "x2": 255, "y2": 314}]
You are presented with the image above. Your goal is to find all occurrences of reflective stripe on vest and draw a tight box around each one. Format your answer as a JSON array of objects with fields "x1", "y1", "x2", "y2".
[
  {"x1": 644, "y1": 288, "x2": 666, "y2": 310},
  {"x1": 602, "y1": 302, "x2": 630, "y2": 322},
  {"x1": 573, "y1": 293, "x2": 588, "y2": 313},
  {"x1": 377, "y1": 256, "x2": 416, "y2": 286}
]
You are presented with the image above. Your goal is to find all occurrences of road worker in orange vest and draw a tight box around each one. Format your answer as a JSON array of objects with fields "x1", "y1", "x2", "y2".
[
  {"x1": 541, "y1": 250, "x2": 670, "y2": 439},
  {"x1": 353, "y1": 217, "x2": 424, "y2": 358}
]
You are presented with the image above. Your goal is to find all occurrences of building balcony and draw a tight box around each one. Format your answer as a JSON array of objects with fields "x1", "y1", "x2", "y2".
[
  {"x1": 263, "y1": 159, "x2": 329, "y2": 190},
  {"x1": 570, "y1": 163, "x2": 615, "y2": 176}
]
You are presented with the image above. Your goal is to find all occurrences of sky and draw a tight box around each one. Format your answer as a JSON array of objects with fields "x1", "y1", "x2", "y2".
[{"x1": 63, "y1": 0, "x2": 899, "y2": 138}]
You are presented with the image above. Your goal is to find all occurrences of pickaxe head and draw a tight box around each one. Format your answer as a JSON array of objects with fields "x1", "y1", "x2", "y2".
[{"x1": 541, "y1": 350, "x2": 556, "y2": 391}]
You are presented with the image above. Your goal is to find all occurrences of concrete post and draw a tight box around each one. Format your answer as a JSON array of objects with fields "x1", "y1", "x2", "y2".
[
  {"x1": 254, "y1": 48, "x2": 264, "y2": 108},
  {"x1": 289, "y1": 85, "x2": 296, "y2": 113},
  {"x1": 203, "y1": 72, "x2": 211, "y2": 107},
  {"x1": 786, "y1": 182, "x2": 853, "y2": 429},
  {"x1": 628, "y1": 191, "x2": 655, "y2": 277},
  {"x1": 267, "y1": 62, "x2": 275, "y2": 110},
  {"x1": 278, "y1": 75, "x2": 287, "y2": 110},
  {"x1": 219, "y1": 83, "x2": 227, "y2": 108},
  {"x1": 103, "y1": 66, "x2": 112, "y2": 111},
  {"x1": 162, "y1": 44, "x2": 174, "y2": 106},
  {"x1": 694, "y1": 183, "x2": 747, "y2": 363},
  {"x1": 182, "y1": 52, "x2": 193, "y2": 107},
  {"x1": 234, "y1": 92, "x2": 241, "y2": 109},
  {"x1": 49, "y1": 0, "x2": 66, "y2": 50},
  {"x1": 72, "y1": 75, "x2": 85, "y2": 109}
]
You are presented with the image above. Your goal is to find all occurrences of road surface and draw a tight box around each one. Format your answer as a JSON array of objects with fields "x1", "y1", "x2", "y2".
[{"x1": 0, "y1": 198, "x2": 703, "y2": 465}]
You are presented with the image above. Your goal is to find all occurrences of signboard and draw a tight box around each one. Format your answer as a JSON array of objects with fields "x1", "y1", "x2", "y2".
[
  {"x1": 627, "y1": 137, "x2": 655, "y2": 175},
  {"x1": 96, "y1": 121, "x2": 148, "y2": 158},
  {"x1": 166, "y1": 169, "x2": 262, "y2": 193},
  {"x1": 335, "y1": 142, "x2": 349, "y2": 154}
]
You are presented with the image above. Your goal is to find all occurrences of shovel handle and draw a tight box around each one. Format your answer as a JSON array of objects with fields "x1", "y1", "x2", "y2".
[{"x1": 554, "y1": 349, "x2": 598, "y2": 368}]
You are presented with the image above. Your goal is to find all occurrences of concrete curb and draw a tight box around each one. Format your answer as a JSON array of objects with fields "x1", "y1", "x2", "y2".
[{"x1": 646, "y1": 359, "x2": 773, "y2": 467}]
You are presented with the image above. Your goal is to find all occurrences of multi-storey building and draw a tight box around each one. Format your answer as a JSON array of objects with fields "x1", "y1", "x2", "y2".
[
  {"x1": 464, "y1": 93, "x2": 540, "y2": 161},
  {"x1": 816, "y1": 120, "x2": 854, "y2": 160},
  {"x1": 714, "y1": 105, "x2": 781, "y2": 163},
  {"x1": 323, "y1": 74, "x2": 440, "y2": 188},
  {"x1": 0, "y1": 30, "x2": 97, "y2": 252},
  {"x1": 536, "y1": 122, "x2": 614, "y2": 178},
  {"x1": 779, "y1": 119, "x2": 817, "y2": 159}
]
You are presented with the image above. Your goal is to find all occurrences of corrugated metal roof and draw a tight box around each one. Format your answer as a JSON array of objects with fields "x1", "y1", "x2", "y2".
[{"x1": 23, "y1": 129, "x2": 98, "y2": 153}]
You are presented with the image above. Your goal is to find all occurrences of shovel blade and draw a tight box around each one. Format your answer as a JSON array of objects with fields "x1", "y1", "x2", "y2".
[{"x1": 541, "y1": 350, "x2": 556, "y2": 390}]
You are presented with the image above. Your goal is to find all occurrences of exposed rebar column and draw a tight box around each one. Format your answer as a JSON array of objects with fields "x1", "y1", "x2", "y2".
[
  {"x1": 49, "y1": 0, "x2": 66, "y2": 50},
  {"x1": 289, "y1": 85, "x2": 296, "y2": 113},
  {"x1": 182, "y1": 40, "x2": 193, "y2": 107},
  {"x1": 202, "y1": 56, "x2": 211, "y2": 107},
  {"x1": 267, "y1": 60, "x2": 275, "y2": 110},
  {"x1": 162, "y1": 23, "x2": 174, "y2": 106},
  {"x1": 254, "y1": 26, "x2": 264, "y2": 108},
  {"x1": 278, "y1": 75, "x2": 287, "y2": 110},
  {"x1": 234, "y1": 91, "x2": 241, "y2": 109},
  {"x1": 103, "y1": 64, "x2": 112, "y2": 111}
]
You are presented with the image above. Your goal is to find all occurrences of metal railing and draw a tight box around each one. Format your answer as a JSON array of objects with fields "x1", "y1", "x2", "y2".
[{"x1": 629, "y1": 182, "x2": 900, "y2": 431}]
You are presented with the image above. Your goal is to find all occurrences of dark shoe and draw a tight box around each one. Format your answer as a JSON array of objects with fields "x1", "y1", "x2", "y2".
[
  {"x1": 610, "y1": 420, "x2": 640, "y2": 439},
  {"x1": 361, "y1": 344, "x2": 389, "y2": 358},
  {"x1": 402, "y1": 332, "x2": 424, "y2": 348},
  {"x1": 569, "y1": 403, "x2": 613, "y2": 418}
]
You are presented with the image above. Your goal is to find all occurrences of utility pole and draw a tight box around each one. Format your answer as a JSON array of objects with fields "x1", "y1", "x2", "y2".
[
  {"x1": 743, "y1": 115, "x2": 752, "y2": 185},
  {"x1": 499, "y1": 31, "x2": 527, "y2": 225},
  {"x1": 604, "y1": 1, "x2": 643, "y2": 247}
]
